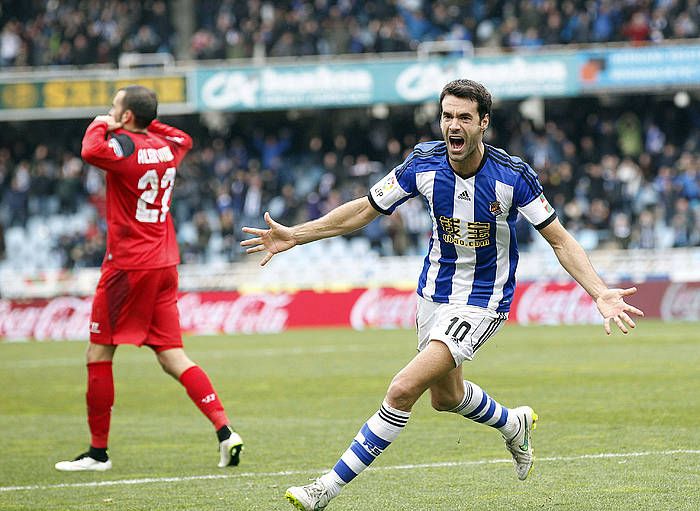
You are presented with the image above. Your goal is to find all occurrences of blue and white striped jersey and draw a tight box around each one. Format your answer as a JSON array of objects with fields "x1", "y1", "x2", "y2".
[{"x1": 368, "y1": 141, "x2": 556, "y2": 313}]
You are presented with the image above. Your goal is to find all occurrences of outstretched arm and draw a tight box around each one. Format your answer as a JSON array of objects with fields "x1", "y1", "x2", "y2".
[
  {"x1": 538, "y1": 218, "x2": 644, "y2": 335},
  {"x1": 241, "y1": 196, "x2": 381, "y2": 266}
]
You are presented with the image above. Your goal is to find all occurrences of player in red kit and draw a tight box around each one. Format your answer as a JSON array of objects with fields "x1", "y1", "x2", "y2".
[{"x1": 55, "y1": 85, "x2": 243, "y2": 472}]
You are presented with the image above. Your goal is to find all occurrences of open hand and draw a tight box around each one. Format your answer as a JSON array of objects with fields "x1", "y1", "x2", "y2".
[
  {"x1": 595, "y1": 287, "x2": 644, "y2": 335},
  {"x1": 241, "y1": 212, "x2": 296, "y2": 266}
]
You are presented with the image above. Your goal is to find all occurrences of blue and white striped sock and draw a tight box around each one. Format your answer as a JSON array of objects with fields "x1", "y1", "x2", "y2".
[
  {"x1": 448, "y1": 380, "x2": 516, "y2": 437},
  {"x1": 322, "y1": 401, "x2": 410, "y2": 490}
]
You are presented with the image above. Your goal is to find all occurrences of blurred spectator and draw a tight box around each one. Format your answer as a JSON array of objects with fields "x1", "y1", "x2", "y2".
[
  {"x1": 57, "y1": 156, "x2": 84, "y2": 214},
  {"x1": 6, "y1": 160, "x2": 30, "y2": 226},
  {"x1": 0, "y1": 20, "x2": 21, "y2": 66}
]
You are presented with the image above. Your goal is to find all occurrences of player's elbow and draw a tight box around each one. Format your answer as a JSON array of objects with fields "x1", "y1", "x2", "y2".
[
  {"x1": 176, "y1": 133, "x2": 193, "y2": 151},
  {"x1": 81, "y1": 145, "x2": 104, "y2": 166},
  {"x1": 80, "y1": 145, "x2": 96, "y2": 164},
  {"x1": 547, "y1": 237, "x2": 565, "y2": 252}
]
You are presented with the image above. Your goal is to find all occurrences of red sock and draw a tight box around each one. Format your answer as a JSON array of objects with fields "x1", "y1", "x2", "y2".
[
  {"x1": 86, "y1": 361, "x2": 114, "y2": 449},
  {"x1": 179, "y1": 366, "x2": 229, "y2": 430}
]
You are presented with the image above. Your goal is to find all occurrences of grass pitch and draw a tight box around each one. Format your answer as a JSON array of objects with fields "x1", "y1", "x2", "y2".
[{"x1": 1, "y1": 321, "x2": 699, "y2": 510}]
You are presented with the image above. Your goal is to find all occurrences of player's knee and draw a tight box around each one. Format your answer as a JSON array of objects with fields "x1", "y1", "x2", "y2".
[
  {"x1": 156, "y1": 348, "x2": 194, "y2": 378},
  {"x1": 156, "y1": 356, "x2": 172, "y2": 375},
  {"x1": 386, "y1": 376, "x2": 420, "y2": 410},
  {"x1": 86, "y1": 343, "x2": 114, "y2": 363}
]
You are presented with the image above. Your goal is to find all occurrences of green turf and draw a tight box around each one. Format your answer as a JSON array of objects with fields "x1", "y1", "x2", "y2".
[{"x1": 1, "y1": 321, "x2": 699, "y2": 510}]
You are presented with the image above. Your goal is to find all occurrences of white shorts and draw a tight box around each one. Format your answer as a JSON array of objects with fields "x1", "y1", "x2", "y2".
[{"x1": 416, "y1": 296, "x2": 508, "y2": 366}]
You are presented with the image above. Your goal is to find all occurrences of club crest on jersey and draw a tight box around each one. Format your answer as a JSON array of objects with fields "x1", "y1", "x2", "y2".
[{"x1": 489, "y1": 200, "x2": 504, "y2": 216}]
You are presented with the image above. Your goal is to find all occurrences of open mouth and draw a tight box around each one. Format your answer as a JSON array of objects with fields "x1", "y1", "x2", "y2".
[{"x1": 448, "y1": 135, "x2": 465, "y2": 152}]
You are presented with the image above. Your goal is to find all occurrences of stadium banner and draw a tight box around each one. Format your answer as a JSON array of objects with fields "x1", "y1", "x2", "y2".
[
  {"x1": 0, "y1": 74, "x2": 191, "y2": 120},
  {"x1": 1, "y1": 280, "x2": 697, "y2": 342},
  {"x1": 579, "y1": 44, "x2": 700, "y2": 91},
  {"x1": 194, "y1": 54, "x2": 579, "y2": 111}
]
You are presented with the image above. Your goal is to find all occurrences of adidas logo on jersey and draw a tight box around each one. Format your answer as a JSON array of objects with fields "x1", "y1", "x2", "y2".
[{"x1": 457, "y1": 190, "x2": 470, "y2": 201}]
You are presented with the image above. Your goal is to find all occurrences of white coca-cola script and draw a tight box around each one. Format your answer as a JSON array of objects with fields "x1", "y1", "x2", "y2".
[
  {"x1": 350, "y1": 288, "x2": 417, "y2": 330},
  {"x1": 0, "y1": 297, "x2": 91, "y2": 341},
  {"x1": 178, "y1": 292, "x2": 290, "y2": 334},
  {"x1": 514, "y1": 282, "x2": 599, "y2": 325},
  {"x1": 660, "y1": 283, "x2": 700, "y2": 321}
]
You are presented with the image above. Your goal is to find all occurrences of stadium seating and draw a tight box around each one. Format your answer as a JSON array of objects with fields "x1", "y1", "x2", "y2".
[
  {"x1": 3, "y1": 1, "x2": 700, "y2": 67},
  {"x1": 1, "y1": 2, "x2": 699, "y2": 272}
]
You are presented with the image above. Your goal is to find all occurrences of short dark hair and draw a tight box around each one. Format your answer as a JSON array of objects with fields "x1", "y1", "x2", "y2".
[
  {"x1": 439, "y1": 79, "x2": 492, "y2": 120},
  {"x1": 120, "y1": 85, "x2": 158, "y2": 128}
]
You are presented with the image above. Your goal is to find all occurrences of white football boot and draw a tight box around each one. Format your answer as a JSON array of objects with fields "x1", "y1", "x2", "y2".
[
  {"x1": 285, "y1": 479, "x2": 336, "y2": 511},
  {"x1": 503, "y1": 406, "x2": 538, "y2": 480},
  {"x1": 55, "y1": 452, "x2": 112, "y2": 472},
  {"x1": 218, "y1": 431, "x2": 244, "y2": 467}
]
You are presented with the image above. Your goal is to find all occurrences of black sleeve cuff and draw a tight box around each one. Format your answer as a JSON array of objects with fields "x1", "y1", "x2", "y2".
[
  {"x1": 367, "y1": 192, "x2": 391, "y2": 215},
  {"x1": 534, "y1": 211, "x2": 557, "y2": 230}
]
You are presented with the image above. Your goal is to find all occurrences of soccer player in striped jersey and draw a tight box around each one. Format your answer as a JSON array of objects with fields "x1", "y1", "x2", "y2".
[{"x1": 242, "y1": 79, "x2": 644, "y2": 511}]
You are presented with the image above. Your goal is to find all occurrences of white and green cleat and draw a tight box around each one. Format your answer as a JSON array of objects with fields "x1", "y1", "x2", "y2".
[
  {"x1": 218, "y1": 431, "x2": 244, "y2": 468},
  {"x1": 503, "y1": 406, "x2": 538, "y2": 480},
  {"x1": 285, "y1": 479, "x2": 335, "y2": 511}
]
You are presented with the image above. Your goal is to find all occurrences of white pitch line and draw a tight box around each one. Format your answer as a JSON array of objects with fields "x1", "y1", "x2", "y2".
[{"x1": 1, "y1": 449, "x2": 699, "y2": 493}]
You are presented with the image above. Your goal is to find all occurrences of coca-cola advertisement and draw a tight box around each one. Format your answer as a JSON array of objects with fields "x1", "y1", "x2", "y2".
[
  {"x1": 0, "y1": 280, "x2": 696, "y2": 341},
  {"x1": 178, "y1": 292, "x2": 293, "y2": 335},
  {"x1": 0, "y1": 296, "x2": 92, "y2": 341},
  {"x1": 511, "y1": 282, "x2": 600, "y2": 325},
  {"x1": 659, "y1": 282, "x2": 700, "y2": 321},
  {"x1": 508, "y1": 280, "x2": 669, "y2": 324},
  {"x1": 350, "y1": 288, "x2": 417, "y2": 330}
]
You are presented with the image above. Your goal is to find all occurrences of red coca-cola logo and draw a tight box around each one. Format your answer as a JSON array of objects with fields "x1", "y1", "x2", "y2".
[
  {"x1": 178, "y1": 292, "x2": 290, "y2": 334},
  {"x1": 350, "y1": 288, "x2": 417, "y2": 330},
  {"x1": 514, "y1": 282, "x2": 600, "y2": 325},
  {"x1": 660, "y1": 283, "x2": 700, "y2": 321}
]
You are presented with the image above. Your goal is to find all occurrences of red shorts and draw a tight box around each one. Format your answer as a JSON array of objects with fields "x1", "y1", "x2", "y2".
[{"x1": 90, "y1": 265, "x2": 183, "y2": 351}]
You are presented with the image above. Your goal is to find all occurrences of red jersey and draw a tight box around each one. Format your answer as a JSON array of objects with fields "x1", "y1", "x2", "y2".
[{"x1": 81, "y1": 119, "x2": 193, "y2": 270}]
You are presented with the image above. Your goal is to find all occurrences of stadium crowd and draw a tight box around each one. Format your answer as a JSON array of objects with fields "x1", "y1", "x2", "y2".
[
  {"x1": 191, "y1": 0, "x2": 700, "y2": 59},
  {"x1": 0, "y1": 0, "x2": 173, "y2": 68},
  {"x1": 1, "y1": 93, "x2": 699, "y2": 270},
  {"x1": 2, "y1": 1, "x2": 700, "y2": 270},
  {"x1": 2, "y1": 0, "x2": 700, "y2": 67}
]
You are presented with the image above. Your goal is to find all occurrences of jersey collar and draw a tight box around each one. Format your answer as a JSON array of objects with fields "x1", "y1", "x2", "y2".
[{"x1": 448, "y1": 144, "x2": 489, "y2": 180}]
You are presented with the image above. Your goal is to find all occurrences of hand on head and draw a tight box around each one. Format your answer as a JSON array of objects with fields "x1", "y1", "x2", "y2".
[{"x1": 94, "y1": 115, "x2": 123, "y2": 132}]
